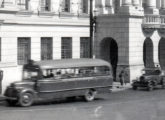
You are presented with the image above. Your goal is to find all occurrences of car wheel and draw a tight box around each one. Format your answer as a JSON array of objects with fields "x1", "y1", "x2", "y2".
[
  {"x1": 6, "y1": 99, "x2": 18, "y2": 106},
  {"x1": 84, "y1": 89, "x2": 97, "y2": 102},
  {"x1": 132, "y1": 86, "x2": 137, "y2": 90},
  {"x1": 162, "y1": 84, "x2": 165, "y2": 89},
  {"x1": 19, "y1": 92, "x2": 34, "y2": 107},
  {"x1": 147, "y1": 85, "x2": 153, "y2": 91}
]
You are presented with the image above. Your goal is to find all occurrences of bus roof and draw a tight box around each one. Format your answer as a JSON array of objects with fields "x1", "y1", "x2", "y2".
[{"x1": 34, "y1": 59, "x2": 111, "y2": 69}]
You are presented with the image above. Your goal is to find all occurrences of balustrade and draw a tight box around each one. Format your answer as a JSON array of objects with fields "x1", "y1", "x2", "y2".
[{"x1": 143, "y1": 14, "x2": 165, "y2": 26}]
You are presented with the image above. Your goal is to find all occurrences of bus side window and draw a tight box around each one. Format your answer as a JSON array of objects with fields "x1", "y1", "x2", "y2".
[{"x1": 42, "y1": 69, "x2": 54, "y2": 78}]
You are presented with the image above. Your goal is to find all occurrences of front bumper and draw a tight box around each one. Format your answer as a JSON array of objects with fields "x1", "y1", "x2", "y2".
[
  {"x1": 132, "y1": 81, "x2": 149, "y2": 87},
  {"x1": 4, "y1": 87, "x2": 19, "y2": 100}
]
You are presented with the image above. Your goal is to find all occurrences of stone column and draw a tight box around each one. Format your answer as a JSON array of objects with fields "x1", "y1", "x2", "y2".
[
  {"x1": 104, "y1": 0, "x2": 114, "y2": 14},
  {"x1": 144, "y1": 0, "x2": 159, "y2": 14},
  {"x1": 160, "y1": 0, "x2": 165, "y2": 14},
  {"x1": 95, "y1": 0, "x2": 103, "y2": 14},
  {"x1": 132, "y1": 0, "x2": 140, "y2": 6},
  {"x1": 119, "y1": 0, "x2": 143, "y2": 15},
  {"x1": 122, "y1": 0, "x2": 132, "y2": 6},
  {"x1": 161, "y1": 0, "x2": 165, "y2": 9},
  {"x1": 146, "y1": 0, "x2": 156, "y2": 8}
]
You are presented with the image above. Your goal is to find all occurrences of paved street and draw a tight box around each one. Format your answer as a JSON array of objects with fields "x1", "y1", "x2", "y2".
[{"x1": 0, "y1": 88, "x2": 165, "y2": 120}]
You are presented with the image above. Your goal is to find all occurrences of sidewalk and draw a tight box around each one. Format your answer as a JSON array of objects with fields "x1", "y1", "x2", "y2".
[{"x1": 111, "y1": 82, "x2": 132, "y2": 92}]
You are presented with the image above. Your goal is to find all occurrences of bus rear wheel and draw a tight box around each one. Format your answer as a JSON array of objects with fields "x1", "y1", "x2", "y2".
[{"x1": 84, "y1": 89, "x2": 97, "y2": 102}]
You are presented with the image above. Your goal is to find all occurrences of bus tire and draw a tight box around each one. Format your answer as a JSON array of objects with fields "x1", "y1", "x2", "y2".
[
  {"x1": 84, "y1": 89, "x2": 97, "y2": 102},
  {"x1": 19, "y1": 92, "x2": 34, "y2": 107},
  {"x1": 147, "y1": 85, "x2": 153, "y2": 91}
]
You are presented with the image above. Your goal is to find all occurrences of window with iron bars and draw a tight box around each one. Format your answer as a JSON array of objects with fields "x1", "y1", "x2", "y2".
[
  {"x1": 80, "y1": 37, "x2": 90, "y2": 58},
  {"x1": 81, "y1": 0, "x2": 88, "y2": 14},
  {"x1": 61, "y1": 37, "x2": 72, "y2": 59},
  {"x1": 17, "y1": 38, "x2": 31, "y2": 65},
  {"x1": 41, "y1": 37, "x2": 53, "y2": 60},
  {"x1": 61, "y1": 0, "x2": 70, "y2": 12},
  {"x1": 17, "y1": 0, "x2": 30, "y2": 10},
  {"x1": 40, "y1": 0, "x2": 51, "y2": 11}
]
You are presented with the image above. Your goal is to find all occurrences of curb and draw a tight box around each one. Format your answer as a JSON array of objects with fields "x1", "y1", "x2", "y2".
[{"x1": 111, "y1": 84, "x2": 132, "y2": 92}]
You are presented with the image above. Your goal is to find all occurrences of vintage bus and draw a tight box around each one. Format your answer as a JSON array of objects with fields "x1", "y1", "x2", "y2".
[{"x1": 4, "y1": 59, "x2": 113, "y2": 107}]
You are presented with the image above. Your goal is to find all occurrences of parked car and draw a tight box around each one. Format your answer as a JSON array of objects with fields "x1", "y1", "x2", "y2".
[
  {"x1": 132, "y1": 67, "x2": 165, "y2": 91},
  {"x1": 4, "y1": 59, "x2": 113, "y2": 107}
]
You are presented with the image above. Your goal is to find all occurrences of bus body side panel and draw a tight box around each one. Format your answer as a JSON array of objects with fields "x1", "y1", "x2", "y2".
[{"x1": 37, "y1": 75, "x2": 113, "y2": 99}]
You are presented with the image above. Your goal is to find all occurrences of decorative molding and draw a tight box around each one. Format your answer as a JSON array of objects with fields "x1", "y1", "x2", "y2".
[
  {"x1": 0, "y1": 8, "x2": 18, "y2": 13},
  {"x1": 142, "y1": 27, "x2": 155, "y2": 34},
  {"x1": 158, "y1": 28, "x2": 165, "y2": 35},
  {"x1": 0, "y1": 62, "x2": 17, "y2": 68}
]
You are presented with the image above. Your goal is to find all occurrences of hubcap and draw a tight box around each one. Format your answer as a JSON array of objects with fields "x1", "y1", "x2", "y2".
[{"x1": 22, "y1": 94, "x2": 31, "y2": 103}]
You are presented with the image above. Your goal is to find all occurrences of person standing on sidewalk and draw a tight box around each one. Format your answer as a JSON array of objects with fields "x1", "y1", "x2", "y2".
[
  {"x1": 0, "y1": 70, "x2": 3, "y2": 94},
  {"x1": 119, "y1": 67, "x2": 128, "y2": 87},
  {"x1": 119, "y1": 70, "x2": 124, "y2": 86}
]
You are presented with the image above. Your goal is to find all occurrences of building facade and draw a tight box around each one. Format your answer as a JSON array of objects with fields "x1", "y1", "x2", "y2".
[
  {"x1": 94, "y1": 0, "x2": 165, "y2": 82},
  {"x1": 0, "y1": 0, "x2": 90, "y2": 93}
]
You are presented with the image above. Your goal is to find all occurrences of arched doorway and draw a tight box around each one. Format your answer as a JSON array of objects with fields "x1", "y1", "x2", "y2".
[
  {"x1": 100, "y1": 38, "x2": 118, "y2": 81},
  {"x1": 159, "y1": 38, "x2": 165, "y2": 69},
  {"x1": 143, "y1": 38, "x2": 154, "y2": 68}
]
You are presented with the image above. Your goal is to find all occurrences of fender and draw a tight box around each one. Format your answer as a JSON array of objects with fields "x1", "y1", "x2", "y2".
[{"x1": 18, "y1": 88, "x2": 37, "y2": 99}]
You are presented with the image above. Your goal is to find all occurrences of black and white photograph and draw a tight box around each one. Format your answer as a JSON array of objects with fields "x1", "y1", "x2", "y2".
[{"x1": 0, "y1": 0, "x2": 165, "y2": 120}]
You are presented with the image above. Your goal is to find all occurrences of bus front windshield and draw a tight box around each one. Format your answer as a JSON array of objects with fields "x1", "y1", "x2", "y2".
[{"x1": 23, "y1": 70, "x2": 39, "y2": 80}]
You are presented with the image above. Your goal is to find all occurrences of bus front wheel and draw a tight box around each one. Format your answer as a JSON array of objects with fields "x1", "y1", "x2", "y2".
[
  {"x1": 18, "y1": 92, "x2": 34, "y2": 107},
  {"x1": 84, "y1": 89, "x2": 97, "y2": 102}
]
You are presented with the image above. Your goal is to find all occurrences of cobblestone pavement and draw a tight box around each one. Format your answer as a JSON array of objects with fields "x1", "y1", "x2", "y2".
[{"x1": 0, "y1": 83, "x2": 165, "y2": 120}]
